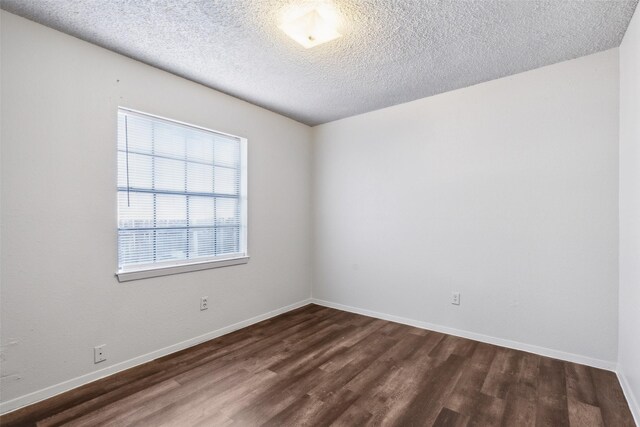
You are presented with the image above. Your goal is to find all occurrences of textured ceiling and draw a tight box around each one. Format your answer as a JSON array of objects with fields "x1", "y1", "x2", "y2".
[{"x1": 2, "y1": 0, "x2": 638, "y2": 125}]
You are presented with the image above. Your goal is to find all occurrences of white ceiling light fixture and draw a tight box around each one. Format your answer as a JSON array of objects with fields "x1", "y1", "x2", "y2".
[{"x1": 279, "y1": 5, "x2": 342, "y2": 49}]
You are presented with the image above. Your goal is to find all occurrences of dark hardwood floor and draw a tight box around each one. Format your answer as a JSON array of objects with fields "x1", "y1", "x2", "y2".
[{"x1": 0, "y1": 304, "x2": 635, "y2": 426}]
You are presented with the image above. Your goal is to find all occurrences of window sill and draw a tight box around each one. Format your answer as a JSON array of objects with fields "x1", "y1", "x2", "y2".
[{"x1": 116, "y1": 256, "x2": 250, "y2": 282}]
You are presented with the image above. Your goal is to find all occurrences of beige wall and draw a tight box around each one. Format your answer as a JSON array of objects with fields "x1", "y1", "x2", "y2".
[
  {"x1": 0, "y1": 11, "x2": 312, "y2": 411},
  {"x1": 312, "y1": 49, "x2": 620, "y2": 367},
  {"x1": 619, "y1": 6, "x2": 640, "y2": 423}
]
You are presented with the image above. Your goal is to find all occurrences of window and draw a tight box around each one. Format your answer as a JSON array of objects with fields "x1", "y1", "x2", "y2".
[{"x1": 116, "y1": 108, "x2": 248, "y2": 281}]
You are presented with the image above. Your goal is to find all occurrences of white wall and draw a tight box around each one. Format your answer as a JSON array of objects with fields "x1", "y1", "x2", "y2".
[
  {"x1": 619, "y1": 6, "x2": 640, "y2": 422},
  {"x1": 312, "y1": 49, "x2": 620, "y2": 367},
  {"x1": 0, "y1": 11, "x2": 312, "y2": 411}
]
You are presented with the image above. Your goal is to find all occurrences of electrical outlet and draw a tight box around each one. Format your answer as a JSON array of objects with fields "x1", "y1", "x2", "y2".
[
  {"x1": 200, "y1": 296, "x2": 208, "y2": 311},
  {"x1": 94, "y1": 345, "x2": 106, "y2": 363},
  {"x1": 451, "y1": 292, "x2": 461, "y2": 305}
]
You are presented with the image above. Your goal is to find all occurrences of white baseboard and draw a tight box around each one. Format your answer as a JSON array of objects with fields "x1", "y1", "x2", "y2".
[
  {"x1": 1, "y1": 297, "x2": 620, "y2": 416},
  {"x1": 311, "y1": 298, "x2": 617, "y2": 371},
  {"x1": 618, "y1": 365, "x2": 640, "y2": 426},
  {"x1": 0, "y1": 298, "x2": 312, "y2": 415}
]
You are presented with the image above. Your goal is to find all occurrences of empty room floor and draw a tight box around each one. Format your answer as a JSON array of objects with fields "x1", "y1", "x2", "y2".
[{"x1": 0, "y1": 304, "x2": 634, "y2": 426}]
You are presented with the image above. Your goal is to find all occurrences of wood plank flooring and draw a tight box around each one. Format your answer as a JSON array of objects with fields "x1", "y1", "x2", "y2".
[{"x1": 0, "y1": 304, "x2": 635, "y2": 426}]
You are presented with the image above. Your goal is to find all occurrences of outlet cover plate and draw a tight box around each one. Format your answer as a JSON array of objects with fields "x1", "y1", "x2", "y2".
[
  {"x1": 94, "y1": 345, "x2": 106, "y2": 363},
  {"x1": 452, "y1": 292, "x2": 461, "y2": 305}
]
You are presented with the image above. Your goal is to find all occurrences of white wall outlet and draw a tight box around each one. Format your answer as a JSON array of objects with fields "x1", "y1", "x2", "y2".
[
  {"x1": 94, "y1": 345, "x2": 106, "y2": 363},
  {"x1": 200, "y1": 296, "x2": 208, "y2": 311},
  {"x1": 452, "y1": 292, "x2": 461, "y2": 305}
]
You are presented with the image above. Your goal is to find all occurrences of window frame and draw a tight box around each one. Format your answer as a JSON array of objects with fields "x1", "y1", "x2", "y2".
[{"x1": 115, "y1": 107, "x2": 249, "y2": 282}]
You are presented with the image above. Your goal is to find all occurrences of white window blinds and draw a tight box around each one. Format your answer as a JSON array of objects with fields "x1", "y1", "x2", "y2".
[{"x1": 117, "y1": 108, "x2": 247, "y2": 275}]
